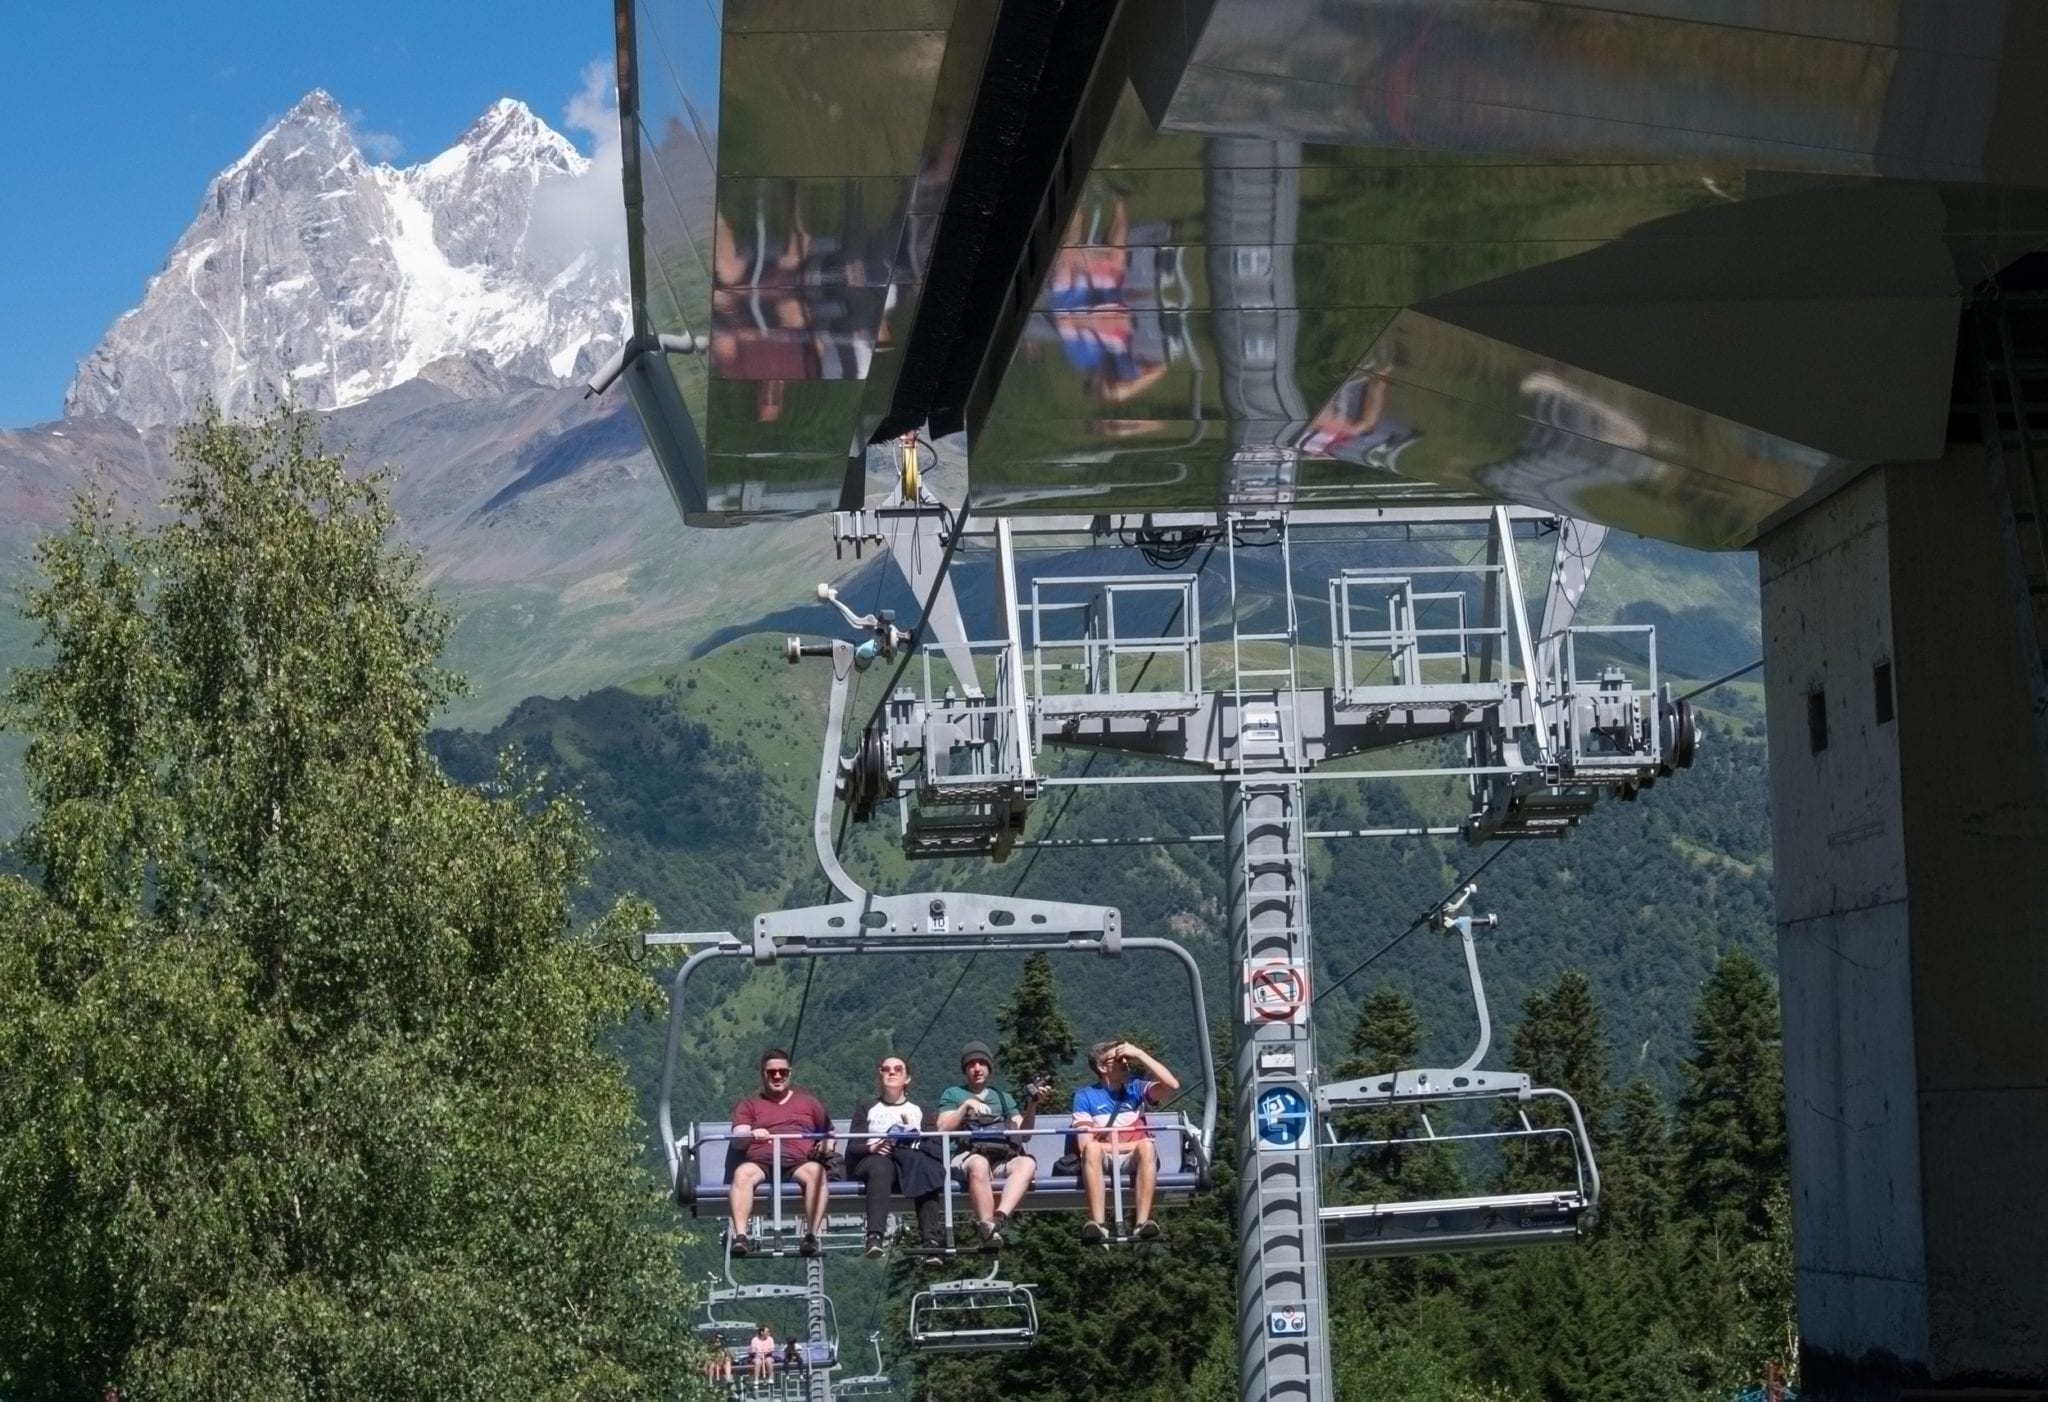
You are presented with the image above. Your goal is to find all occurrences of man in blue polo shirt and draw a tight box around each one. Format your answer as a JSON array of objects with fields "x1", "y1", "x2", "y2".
[{"x1": 1072, "y1": 1037, "x2": 1180, "y2": 1244}]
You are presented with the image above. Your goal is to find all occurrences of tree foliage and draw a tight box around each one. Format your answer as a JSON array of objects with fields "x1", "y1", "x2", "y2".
[
  {"x1": 1676, "y1": 949, "x2": 1787, "y2": 1239},
  {"x1": 0, "y1": 407, "x2": 693, "y2": 1398}
]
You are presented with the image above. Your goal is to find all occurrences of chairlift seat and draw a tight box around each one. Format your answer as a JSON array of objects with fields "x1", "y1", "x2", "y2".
[
  {"x1": 676, "y1": 1114, "x2": 1203, "y2": 1219},
  {"x1": 1321, "y1": 1189, "x2": 1589, "y2": 1259}
]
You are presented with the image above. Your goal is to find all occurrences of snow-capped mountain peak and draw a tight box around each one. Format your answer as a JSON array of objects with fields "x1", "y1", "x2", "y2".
[{"x1": 66, "y1": 91, "x2": 626, "y2": 430}]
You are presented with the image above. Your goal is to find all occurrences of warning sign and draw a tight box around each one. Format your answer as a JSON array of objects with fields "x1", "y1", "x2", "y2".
[{"x1": 1244, "y1": 960, "x2": 1309, "y2": 1023}]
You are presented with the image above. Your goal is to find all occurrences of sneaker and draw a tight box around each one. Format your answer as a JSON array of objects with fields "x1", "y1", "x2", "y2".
[
  {"x1": 1134, "y1": 1219, "x2": 1163, "y2": 1242},
  {"x1": 730, "y1": 1233, "x2": 753, "y2": 1259},
  {"x1": 799, "y1": 1232, "x2": 820, "y2": 1257},
  {"x1": 1081, "y1": 1219, "x2": 1108, "y2": 1245},
  {"x1": 976, "y1": 1218, "x2": 1001, "y2": 1251},
  {"x1": 992, "y1": 1210, "x2": 1010, "y2": 1238},
  {"x1": 863, "y1": 1232, "x2": 885, "y2": 1259}
]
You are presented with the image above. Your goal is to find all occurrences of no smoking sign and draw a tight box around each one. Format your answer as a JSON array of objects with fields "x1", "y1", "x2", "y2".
[{"x1": 1243, "y1": 959, "x2": 1309, "y2": 1024}]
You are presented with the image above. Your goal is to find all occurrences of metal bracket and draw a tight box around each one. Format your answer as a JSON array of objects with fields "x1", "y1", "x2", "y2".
[
  {"x1": 1319, "y1": 1067, "x2": 1532, "y2": 1109},
  {"x1": 752, "y1": 891, "x2": 1120, "y2": 961}
]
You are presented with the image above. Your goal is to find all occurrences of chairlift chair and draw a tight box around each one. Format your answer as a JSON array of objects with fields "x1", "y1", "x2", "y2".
[
  {"x1": 907, "y1": 1264, "x2": 1040, "y2": 1354},
  {"x1": 1316, "y1": 887, "x2": 1601, "y2": 1258},
  {"x1": 698, "y1": 1282, "x2": 840, "y2": 1371},
  {"x1": 657, "y1": 923, "x2": 1219, "y2": 1257}
]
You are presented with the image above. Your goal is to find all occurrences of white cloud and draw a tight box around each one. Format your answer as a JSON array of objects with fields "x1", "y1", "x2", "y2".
[
  {"x1": 332, "y1": 106, "x2": 403, "y2": 163},
  {"x1": 355, "y1": 127, "x2": 405, "y2": 163},
  {"x1": 527, "y1": 60, "x2": 627, "y2": 279}
]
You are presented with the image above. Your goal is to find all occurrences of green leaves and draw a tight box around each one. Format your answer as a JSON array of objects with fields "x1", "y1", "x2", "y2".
[{"x1": 0, "y1": 405, "x2": 692, "y2": 1398}]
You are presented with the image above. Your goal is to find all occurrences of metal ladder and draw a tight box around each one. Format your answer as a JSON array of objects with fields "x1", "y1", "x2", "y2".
[
  {"x1": 804, "y1": 1253, "x2": 831, "y2": 1402},
  {"x1": 1225, "y1": 511, "x2": 1335, "y2": 1400},
  {"x1": 1976, "y1": 292, "x2": 2048, "y2": 778},
  {"x1": 1225, "y1": 511, "x2": 1308, "y2": 773}
]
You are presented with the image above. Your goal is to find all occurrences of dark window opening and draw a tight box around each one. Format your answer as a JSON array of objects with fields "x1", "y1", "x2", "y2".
[
  {"x1": 1874, "y1": 661, "x2": 1894, "y2": 725},
  {"x1": 1807, "y1": 689, "x2": 1829, "y2": 754}
]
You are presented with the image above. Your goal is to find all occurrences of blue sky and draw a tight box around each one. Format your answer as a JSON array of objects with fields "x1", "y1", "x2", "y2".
[{"x1": 0, "y1": 0, "x2": 705, "y2": 428}]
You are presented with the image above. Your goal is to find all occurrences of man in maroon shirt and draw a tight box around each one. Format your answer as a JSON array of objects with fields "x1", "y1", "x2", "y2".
[{"x1": 730, "y1": 1046, "x2": 834, "y2": 1257}]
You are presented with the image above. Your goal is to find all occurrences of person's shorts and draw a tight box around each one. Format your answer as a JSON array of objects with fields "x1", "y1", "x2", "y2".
[
  {"x1": 1089, "y1": 1135, "x2": 1155, "y2": 1173},
  {"x1": 950, "y1": 1145, "x2": 1025, "y2": 1177}
]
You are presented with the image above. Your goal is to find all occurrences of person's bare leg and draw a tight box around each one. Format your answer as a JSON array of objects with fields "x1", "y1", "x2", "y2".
[
  {"x1": 997, "y1": 1154, "x2": 1037, "y2": 1217},
  {"x1": 963, "y1": 1156, "x2": 995, "y2": 1222},
  {"x1": 794, "y1": 1160, "x2": 827, "y2": 1235},
  {"x1": 1134, "y1": 1139, "x2": 1159, "y2": 1222},
  {"x1": 730, "y1": 1161, "x2": 764, "y2": 1239},
  {"x1": 1081, "y1": 1139, "x2": 1107, "y2": 1221}
]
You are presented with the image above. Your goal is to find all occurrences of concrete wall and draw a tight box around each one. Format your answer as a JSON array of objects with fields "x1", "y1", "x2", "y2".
[{"x1": 1759, "y1": 449, "x2": 2048, "y2": 1398}]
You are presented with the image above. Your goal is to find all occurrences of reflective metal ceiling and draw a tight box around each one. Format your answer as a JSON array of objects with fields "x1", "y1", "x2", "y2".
[{"x1": 616, "y1": 0, "x2": 2048, "y2": 546}]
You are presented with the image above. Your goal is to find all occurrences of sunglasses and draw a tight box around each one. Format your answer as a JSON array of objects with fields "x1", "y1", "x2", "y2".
[{"x1": 763, "y1": 1066, "x2": 791, "y2": 1077}]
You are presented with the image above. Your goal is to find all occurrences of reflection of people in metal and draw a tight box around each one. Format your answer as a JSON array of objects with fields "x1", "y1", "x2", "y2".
[
  {"x1": 709, "y1": 183, "x2": 898, "y2": 422},
  {"x1": 1046, "y1": 197, "x2": 1172, "y2": 406},
  {"x1": 1300, "y1": 359, "x2": 1418, "y2": 469},
  {"x1": 712, "y1": 200, "x2": 820, "y2": 423}
]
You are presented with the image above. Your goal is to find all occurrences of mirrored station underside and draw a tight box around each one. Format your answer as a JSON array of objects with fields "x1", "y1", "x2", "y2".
[{"x1": 616, "y1": 0, "x2": 2048, "y2": 548}]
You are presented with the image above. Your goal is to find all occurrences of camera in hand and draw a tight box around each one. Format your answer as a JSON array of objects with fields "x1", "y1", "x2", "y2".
[{"x1": 1026, "y1": 1074, "x2": 1052, "y2": 1101}]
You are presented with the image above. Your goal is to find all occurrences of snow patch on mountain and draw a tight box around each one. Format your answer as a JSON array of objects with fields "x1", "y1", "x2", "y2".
[{"x1": 65, "y1": 89, "x2": 628, "y2": 430}]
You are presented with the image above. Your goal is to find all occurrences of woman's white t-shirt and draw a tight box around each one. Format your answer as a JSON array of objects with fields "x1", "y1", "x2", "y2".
[{"x1": 862, "y1": 1097, "x2": 922, "y2": 1149}]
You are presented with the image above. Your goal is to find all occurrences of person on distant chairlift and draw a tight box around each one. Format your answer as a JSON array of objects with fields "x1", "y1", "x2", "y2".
[
  {"x1": 782, "y1": 1337, "x2": 806, "y2": 1378},
  {"x1": 934, "y1": 1040, "x2": 1048, "y2": 1250},
  {"x1": 703, "y1": 1330, "x2": 734, "y2": 1387},
  {"x1": 748, "y1": 1323, "x2": 777, "y2": 1384},
  {"x1": 729, "y1": 1046, "x2": 834, "y2": 1258},
  {"x1": 848, "y1": 1054, "x2": 948, "y2": 1265},
  {"x1": 1073, "y1": 1037, "x2": 1180, "y2": 1244}
]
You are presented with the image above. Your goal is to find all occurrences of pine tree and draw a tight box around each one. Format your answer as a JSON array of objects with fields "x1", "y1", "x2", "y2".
[
  {"x1": 1500, "y1": 970, "x2": 1611, "y2": 1192},
  {"x1": 0, "y1": 406, "x2": 692, "y2": 1396},
  {"x1": 1675, "y1": 949, "x2": 1786, "y2": 1239},
  {"x1": 1330, "y1": 985, "x2": 1461, "y2": 1206},
  {"x1": 1600, "y1": 1076, "x2": 1674, "y2": 1242},
  {"x1": 995, "y1": 951, "x2": 1080, "y2": 1096}
]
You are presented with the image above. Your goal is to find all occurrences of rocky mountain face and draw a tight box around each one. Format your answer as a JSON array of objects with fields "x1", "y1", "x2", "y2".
[
  {"x1": 64, "y1": 90, "x2": 628, "y2": 431},
  {"x1": 0, "y1": 87, "x2": 860, "y2": 834}
]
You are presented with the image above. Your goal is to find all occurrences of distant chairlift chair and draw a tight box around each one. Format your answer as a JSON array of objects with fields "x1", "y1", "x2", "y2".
[
  {"x1": 1316, "y1": 886, "x2": 1601, "y2": 1257},
  {"x1": 907, "y1": 1263, "x2": 1041, "y2": 1354},
  {"x1": 697, "y1": 1281, "x2": 840, "y2": 1377},
  {"x1": 836, "y1": 1330, "x2": 899, "y2": 1397}
]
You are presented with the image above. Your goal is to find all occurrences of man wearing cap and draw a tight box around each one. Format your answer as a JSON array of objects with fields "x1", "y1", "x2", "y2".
[
  {"x1": 934, "y1": 1040, "x2": 1046, "y2": 1248},
  {"x1": 1073, "y1": 1037, "x2": 1180, "y2": 1244}
]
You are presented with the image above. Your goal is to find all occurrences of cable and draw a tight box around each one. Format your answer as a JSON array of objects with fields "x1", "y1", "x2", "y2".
[
  {"x1": 787, "y1": 956, "x2": 819, "y2": 1060},
  {"x1": 1314, "y1": 840, "x2": 1519, "y2": 1007},
  {"x1": 1678, "y1": 659, "x2": 1762, "y2": 702},
  {"x1": 905, "y1": 955, "x2": 980, "y2": 1061}
]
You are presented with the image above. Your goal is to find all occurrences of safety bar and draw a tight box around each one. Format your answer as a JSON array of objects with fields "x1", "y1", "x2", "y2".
[
  {"x1": 1320, "y1": 1085, "x2": 1602, "y2": 1210},
  {"x1": 685, "y1": 1115, "x2": 1202, "y2": 1245}
]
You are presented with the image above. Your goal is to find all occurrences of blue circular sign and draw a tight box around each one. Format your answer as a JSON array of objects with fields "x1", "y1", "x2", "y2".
[{"x1": 1255, "y1": 1084, "x2": 1311, "y2": 1149}]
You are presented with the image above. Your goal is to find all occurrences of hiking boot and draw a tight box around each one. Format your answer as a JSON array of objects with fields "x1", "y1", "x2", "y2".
[
  {"x1": 799, "y1": 1231, "x2": 820, "y2": 1257},
  {"x1": 863, "y1": 1232, "x2": 885, "y2": 1259},
  {"x1": 1134, "y1": 1219, "x2": 1163, "y2": 1242},
  {"x1": 730, "y1": 1233, "x2": 753, "y2": 1259},
  {"x1": 1081, "y1": 1219, "x2": 1108, "y2": 1245}
]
